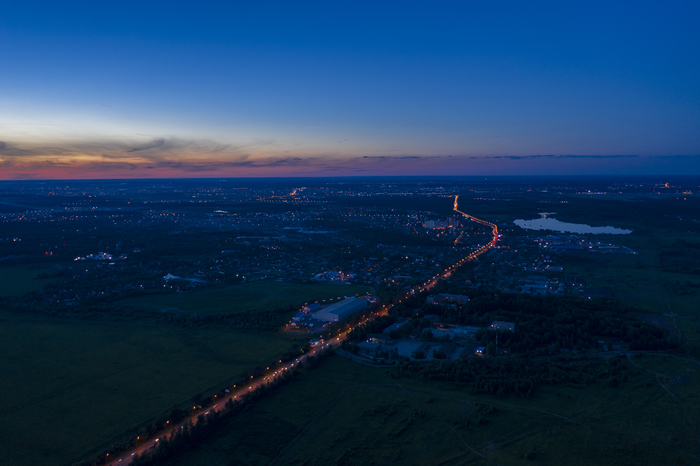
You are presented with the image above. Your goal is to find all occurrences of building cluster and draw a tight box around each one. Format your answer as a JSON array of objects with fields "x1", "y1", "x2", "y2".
[
  {"x1": 74, "y1": 252, "x2": 128, "y2": 261},
  {"x1": 313, "y1": 271, "x2": 356, "y2": 282},
  {"x1": 448, "y1": 228, "x2": 615, "y2": 299},
  {"x1": 422, "y1": 217, "x2": 460, "y2": 229},
  {"x1": 355, "y1": 315, "x2": 516, "y2": 361},
  {"x1": 536, "y1": 235, "x2": 637, "y2": 254}
]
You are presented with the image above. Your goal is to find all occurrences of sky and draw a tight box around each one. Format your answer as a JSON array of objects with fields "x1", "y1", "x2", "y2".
[{"x1": 1, "y1": 1, "x2": 699, "y2": 179}]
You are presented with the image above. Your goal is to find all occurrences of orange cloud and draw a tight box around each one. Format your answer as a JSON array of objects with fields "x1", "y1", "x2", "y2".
[{"x1": 2, "y1": 136, "x2": 695, "y2": 178}]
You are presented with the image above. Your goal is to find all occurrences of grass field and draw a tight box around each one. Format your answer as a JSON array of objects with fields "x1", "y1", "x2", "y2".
[
  {"x1": 114, "y1": 282, "x2": 372, "y2": 314},
  {"x1": 165, "y1": 353, "x2": 700, "y2": 466},
  {"x1": 0, "y1": 264, "x2": 57, "y2": 297},
  {"x1": 0, "y1": 312, "x2": 308, "y2": 466},
  {"x1": 560, "y1": 232, "x2": 700, "y2": 317}
]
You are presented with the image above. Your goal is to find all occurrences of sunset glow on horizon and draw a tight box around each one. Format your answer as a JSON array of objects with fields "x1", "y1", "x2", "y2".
[{"x1": 2, "y1": 1, "x2": 699, "y2": 179}]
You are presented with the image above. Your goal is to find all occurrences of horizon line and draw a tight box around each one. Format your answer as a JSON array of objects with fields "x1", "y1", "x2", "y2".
[{"x1": 2, "y1": 173, "x2": 700, "y2": 183}]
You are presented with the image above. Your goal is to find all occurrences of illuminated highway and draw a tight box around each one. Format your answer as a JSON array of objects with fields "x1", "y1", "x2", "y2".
[
  {"x1": 105, "y1": 338, "x2": 341, "y2": 464},
  {"x1": 106, "y1": 195, "x2": 499, "y2": 465}
]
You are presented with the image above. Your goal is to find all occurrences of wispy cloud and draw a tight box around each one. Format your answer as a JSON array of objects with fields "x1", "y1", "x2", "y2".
[
  {"x1": 360, "y1": 155, "x2": 425, "y2": 159},
  {"x1": 0, "y1": 136, "x2": 696, "y2": 179},
  {"x1": 0, "y1": 136, "x2": 361, "y2": 178},
  {"x1": 0, "y1": 141, "x2": 33, "y2": 157},
  {"x1": 0, "y1": 137, "x2": 270, "y2": 159},
  {"x1": 474, "y1": 154, "x2": 641, "y2": 160}
]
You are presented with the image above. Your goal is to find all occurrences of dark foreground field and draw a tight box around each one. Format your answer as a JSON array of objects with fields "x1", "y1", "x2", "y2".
[
  {"x1": 0, "y1": 312, "x2": 307, "y2": 466},
  {"x1": 163, "y1": 353, "x2": 699, "y2": 466},
  {"x1": 0, "y1": 279, "x2": 372, "y2": 466}
]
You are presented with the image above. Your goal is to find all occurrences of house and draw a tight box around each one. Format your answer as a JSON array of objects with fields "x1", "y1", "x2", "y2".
[
  {"x1": 368, "y1": 333, "x2": 390, "y2": 344},
  {"x1": 491, "y1": 321, "x2": 515, "y2": 331},
  {"x1": 453, "y1": 326, "x2": 480, "y2": 338},
  {"x1": 357, "y1": 341, "x2": 383, "y2": 359},
  {"x1": 427, "y1": 293, "x2": 469, "y2": 305},
  {"x1": 303, "y1": 302, "x2": 321, "y2": 312},
  {"x1": 382, "y1": 318, "x2": 410, "y2": 335},
  {"x1": 431, "y1": 328, "x2": 455, "y2": 340}
]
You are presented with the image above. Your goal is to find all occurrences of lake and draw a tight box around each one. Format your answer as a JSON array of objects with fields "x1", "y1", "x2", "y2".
[{"x1": 514, "y1": 217, "x2": 632, "y2": 234}]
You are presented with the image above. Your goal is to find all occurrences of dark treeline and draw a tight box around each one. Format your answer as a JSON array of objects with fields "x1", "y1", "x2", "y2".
[
  {"x1": 162, "y1": 305, "x2": 295, "y2": 331},
  {"x1": 449, "y1": 290, "x2": 671, "y2": 353},
  {"x1": 459, "y1": 294, "x2": 675, "y2": 353},
  {"x1": 346, "y1": 315, "x2": 398, "y2": 341},
  {"x1": 0, "y1": 295, "x2": 296, "y2": 330},
  {"x1": 393, "y1": 354, "x2": 639, "y2": 397},
  {"x1": 344, "y1": 289, "x2": 675, "y2": 355},
  {"x1": 659, "y1": 240, "x2": 700, "y2": 276}
]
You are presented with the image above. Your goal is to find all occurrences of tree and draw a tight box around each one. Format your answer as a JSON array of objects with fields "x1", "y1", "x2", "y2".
[{"x1": 485, "y1": 341, "x2": 497, "y2": 357}]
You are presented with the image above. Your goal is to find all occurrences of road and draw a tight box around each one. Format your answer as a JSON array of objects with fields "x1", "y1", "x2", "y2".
[
  {"x1": 106, "y1": 196, "x2": 498, "y2": 465},
  {"x1": 105, "y1": 335, "x2": 350, "y2": 465}
]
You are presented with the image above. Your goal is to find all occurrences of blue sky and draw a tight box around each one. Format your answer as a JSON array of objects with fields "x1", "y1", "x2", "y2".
[{"x1": 1, "y1": 1, "x2": 699, "y2": 178}]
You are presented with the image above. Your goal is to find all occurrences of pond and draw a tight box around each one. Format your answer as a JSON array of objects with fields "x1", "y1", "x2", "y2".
[{"x1": 514, "y1": 216, "x2": 632, "y2": 234}]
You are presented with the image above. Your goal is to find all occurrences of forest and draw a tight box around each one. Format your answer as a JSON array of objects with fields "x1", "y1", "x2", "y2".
[
  {"x1": 345, "y1": 291, "x2": 676, "y2": 356},
  {"x1": 392, "y1": 354, "x2": 639, "y2": 397}
]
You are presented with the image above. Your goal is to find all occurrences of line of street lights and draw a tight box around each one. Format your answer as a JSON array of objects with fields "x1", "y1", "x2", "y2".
[{"x1": 109, "y1": 197, "x2": 500, "y2": 465}]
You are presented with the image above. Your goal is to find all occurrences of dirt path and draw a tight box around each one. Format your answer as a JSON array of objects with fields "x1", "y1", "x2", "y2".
[{"x1": 626, "y1": 353, "x2": 700, "y2": 456}]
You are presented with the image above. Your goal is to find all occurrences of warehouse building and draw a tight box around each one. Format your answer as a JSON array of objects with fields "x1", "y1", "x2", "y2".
[{"x1": 313, "y1": 296, "x2": 367, "y2": 322}]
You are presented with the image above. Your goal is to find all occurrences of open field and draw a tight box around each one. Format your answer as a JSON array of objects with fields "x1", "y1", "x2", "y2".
[
  {"x1": 0, "y1": 312, "x2": 307, "y2": 466},
  {"x1": 166, "y1": 353, "x2": 700, "y2": 466},
  {"x1": 560, "y1": 232, "x2": 700, "y2": 317},
  {"x1": 114, "y1": 282, "x2": 371, "y2": 314},
  {"x1": 0, "y1": 264, "x2": 57, "y2": 297}
]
